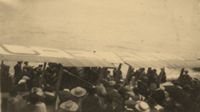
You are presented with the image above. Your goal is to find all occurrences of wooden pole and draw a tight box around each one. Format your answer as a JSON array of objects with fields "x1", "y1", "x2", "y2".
[
  {"x1": 41, "y1": 62, "x2": 47, "y2": 88},
  {"x1": 54, "y1": 65, "x2": 63, "y2": 112},
  {"x1": 0, "y1": 60, "x2": 4, "y2": 90},
  {"x1": 0, "y1": 60, "x2": 4, "y2": 107}
]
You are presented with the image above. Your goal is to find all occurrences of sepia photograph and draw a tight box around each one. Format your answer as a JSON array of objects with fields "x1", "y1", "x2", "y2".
[{"x1": 0, "y1": 0, "x2": 200, "y2": 112}]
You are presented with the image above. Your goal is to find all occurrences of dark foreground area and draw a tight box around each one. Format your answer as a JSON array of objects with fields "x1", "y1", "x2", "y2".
[{"x1": 1, "y1": 62, "x2": 200, "y2": 112}]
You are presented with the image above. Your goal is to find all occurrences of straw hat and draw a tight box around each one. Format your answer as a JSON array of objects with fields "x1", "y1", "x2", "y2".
[
  {"x1": 60, "y1": 100, "x2": 79, "y2": 112},
  {"x1": 71, "y1": 87, "x2": 87, "y2": 97},
  {"x1": 135, "y1": 101, "x2": 150, "y2": 112}
]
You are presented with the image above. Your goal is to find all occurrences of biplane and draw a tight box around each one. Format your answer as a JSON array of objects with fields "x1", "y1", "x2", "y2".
[
  {"x1": 0, "y1": 44, "x2": 200, "y2": 80},
  {"x1": 0, "y1": 44, "x2": 200, "y2": 112}
]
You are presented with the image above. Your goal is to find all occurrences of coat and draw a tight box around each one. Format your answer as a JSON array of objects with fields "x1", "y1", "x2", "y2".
[{"x1": 21, "y1": 102, "x2": 47, "y2": 112}]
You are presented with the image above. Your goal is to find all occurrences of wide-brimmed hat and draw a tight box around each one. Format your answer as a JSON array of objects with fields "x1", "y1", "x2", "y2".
[
  {"x1": 60, "y1": 100, "x2": 79, "y2": 112},
  {"x1": 135, "y1": 101, "x2": 150, "y2": 112},
  {"x1": 71, "y1": 87, "x2": 87, "y2": 97}
]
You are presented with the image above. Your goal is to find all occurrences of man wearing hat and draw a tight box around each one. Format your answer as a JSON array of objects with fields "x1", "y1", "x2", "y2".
[
  {"x1": 21, "y1": 87, "x2": 47, "y2": 112},
  {"x1": 14, "y1": 61, "x2": 23, "y2": 84},
  {"x1": 58, "y1": 100, "x2": 79, "y2": 112},
  {"x1": 71, "y1": 87, "x2": 87, "y2": 98},
  {"x1": 124, "y1": 97, "x2": 137, "y2": 112},
  {"x1": 70, "y1": 87, "x2": 87, "y2": 112},
  {"x1": 135, "y1": 101, "x2": 150, "y2": 112}
]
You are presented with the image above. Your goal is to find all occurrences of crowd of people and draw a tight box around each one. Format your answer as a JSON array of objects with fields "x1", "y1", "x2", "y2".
[{"x1": 1, "y1": 61, "x2": 200, "y2": 112}]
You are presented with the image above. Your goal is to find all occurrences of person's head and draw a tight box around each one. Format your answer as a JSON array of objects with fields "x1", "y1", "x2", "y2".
[
  {"x1": 161, "y1": 68, "x2": 165, "y2": 71},
  {"x1": 24, "y1": 61, "x2": 29, "y2": 65},
  {"x1": 38, "y1": 64, "x2": 43, "y2": 68},
  {"x1": 86, "y1": 87, "x2": 96, "y2": 95},
  {"x1": 141, "y1": 68, "x2": 145, "y2": 71},
  {"x1": 147, "y1": 67, "x2": 152, "y2": 71},
  {"x1": 59, "y1": 89, "x2": 72, "y2": 103},
  {"x1": 153, "y1": 69, "x2": 157, "y2": 74},
  {"x1": 124, "y1": 98, "x2": 137, "y2": 111},
  {"x1": 70, "y1": 87, "x2": 87, "y2": 98},
  {"x1": 135, "y1": 101, "x2": 150, "y2": 112},
  {"x1": 29, "y1": 87, "x2": 44, "y2": 104},
  {"x1": 17, "y1": 61, "x2": 23, "y2": 65},
  {"x1": 184, "y1": 70, "x2": 189, "y2": 74},
  {"x1": 59, "y1": 100, "x2": 79, "y2": 112}
]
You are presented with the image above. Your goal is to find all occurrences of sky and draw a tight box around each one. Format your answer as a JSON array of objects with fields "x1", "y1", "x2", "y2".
[{"x1": 0, "y1": 0, "x2": 200, "y2": 57}]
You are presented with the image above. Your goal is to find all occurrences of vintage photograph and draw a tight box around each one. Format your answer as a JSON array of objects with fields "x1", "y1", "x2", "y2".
[{"x1": 0, "y1": 0, "x2": 200, "y2": 112}]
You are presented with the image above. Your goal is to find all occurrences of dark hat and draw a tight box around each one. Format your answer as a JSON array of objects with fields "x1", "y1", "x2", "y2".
[
  {"x1": 17, "y1": 61, "x2": 23, "y2": 64},
  {"x1": 24, "y1": 61, "x2": 28, "y2": 65},
  {"x1": 59, "y1": 89, "x2": 72, "y2": 102}
]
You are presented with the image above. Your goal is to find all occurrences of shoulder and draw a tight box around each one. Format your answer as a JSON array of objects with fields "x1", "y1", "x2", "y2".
[{"x1": 35, "y1": 102, "x2": 46, "y2": 108}]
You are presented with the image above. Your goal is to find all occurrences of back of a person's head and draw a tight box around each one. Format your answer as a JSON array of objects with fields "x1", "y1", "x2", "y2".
[{"x1": 86, "y1": 87, "x2": 96, "y2": 95}]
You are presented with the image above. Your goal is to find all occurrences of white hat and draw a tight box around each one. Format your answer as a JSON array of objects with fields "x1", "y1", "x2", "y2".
[
  {"x1": 60, "y1": 100, "x2": 79, "y2": 112},
  {"x1": 135, "y1": 101, "x2": 150, "y2": 112},
  {"x1": 18, "y1": 79, "x2": 27, "y2": 84},
  {"x1": 31, "y1": 87, "x2": 44, "y2": 97},
  {"x1": 71, "y1": 87, "x2": 87, "y2": 97}
]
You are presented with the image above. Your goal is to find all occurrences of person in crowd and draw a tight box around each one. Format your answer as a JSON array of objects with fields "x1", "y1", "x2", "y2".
[
  {"x1": 21, "y1": 87, "x2": 47, "y2": 112},
  {"x1": 7, "y1": 88, "x2": 27, "y2": 112},
  {"x1": 81, "y1": 87, "x2": 103, "y2": 112},
  {"x1": 1, "y1": 63, "x2": 12, "y2": 92},
  {"x1": 134, "y1": 101, "x2": 151, "y2": 112},
  {"x1": 125, "y1": 66, "x2": 135, "y2": 85},
  {"x1": 113, "y1": 64, "x2": 123, "y2": 83},
  {"x1": 57, "y1": 89, "x2": 72, "y2": 105},
  {"x1": 103, "y1": 80, "x2": 124, "y2": 112},
  {"x1": 58, "y1": 100, "x2": 79, "y2": 112},
  {"x1": 70, "y1": 86, "x2": 87, "y2": 112},
  {"x1": 22, "y1": 61, "x2": 30, "y2": 75},
  {"x1": 124, "y1": 97, "x2": 137, "y2": 112},
  {"x1": 4, "y1": 62, "x2": 200, "y2": 112},
  {"x1": 7, "y1": 85, "x2": 29, "y2": 112},
  {"x1": 14, "y1": 61, "x2": 23, "y2": 84},
  {"x1": 159, "y1": 68, "x2": 167, "y2": 83}
]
